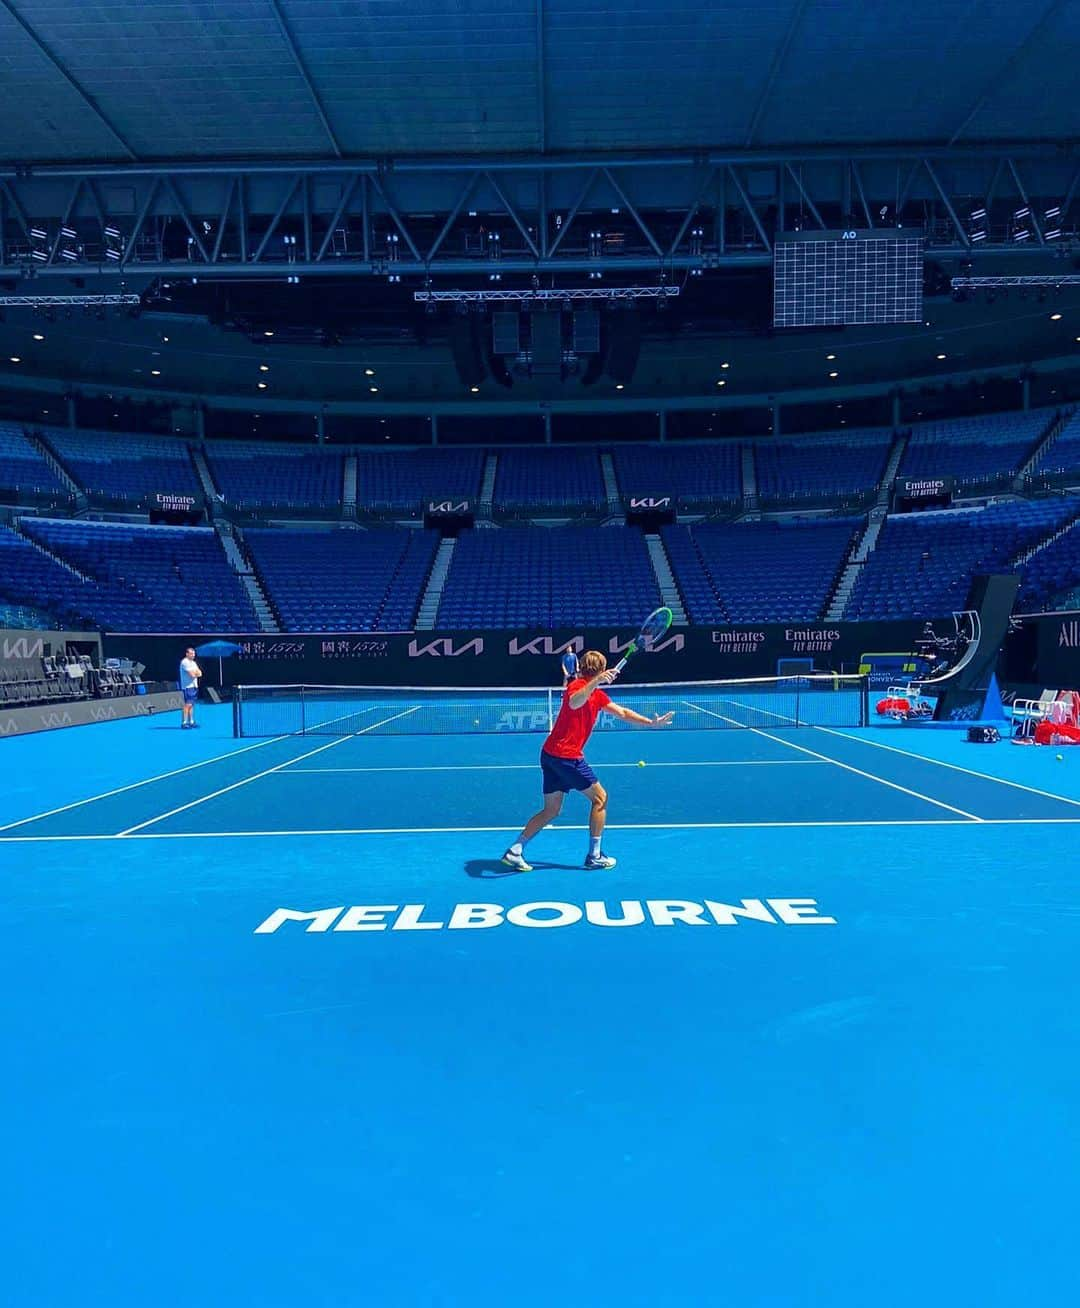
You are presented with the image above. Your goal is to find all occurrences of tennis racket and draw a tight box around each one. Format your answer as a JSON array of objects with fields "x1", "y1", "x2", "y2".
[{"x1": 613, "y1": 605, "x2": 673, "y2": 674}]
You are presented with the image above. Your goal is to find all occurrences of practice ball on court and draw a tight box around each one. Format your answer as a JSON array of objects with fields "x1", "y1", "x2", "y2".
[
  {"x1": 637, "y1": 760, "x2": 646, "y2": 767},
  {"x1": 1057, "y1": 753, "x2": 1064, "y2": 761},
  {"x1": 474, "y1": 719, "x2": 480, "y2": 726}
]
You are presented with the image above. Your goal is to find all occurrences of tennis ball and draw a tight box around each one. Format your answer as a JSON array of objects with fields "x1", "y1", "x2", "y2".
[
  {"x1": 1057, "y1": 753, "x2": 1065, "y2": 761},
  {"x1": 637, "y1": 759, "x2": 646, "y2": 767},
  {"x1": 474, "y1": 719, "x2": 480, "y2": 726}
]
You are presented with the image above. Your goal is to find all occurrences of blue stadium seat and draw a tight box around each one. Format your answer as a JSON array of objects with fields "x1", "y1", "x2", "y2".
[
  {"x1": 1017, "y1": 514, "x2": 1080, "y2": 612},
  {"x1": 755, "y1": 428, "x2": 891, "y2": 506},
  {"x1": 493, "y1": 448, "x2": 604, "y2": 514},
  {"x1": 44, "y1": 427, "x2": 203, "y2": 505},
  {"x1": 205, "y1": 442, "x2": 345, "y2": 511},
  {"x1": 20, "y1": 518, "x2": 258, "y2": 631},
  {"x1": 357, "y1": 450, "x2": 484, "y2": 513},
  {"x1": 612, "y1": 443, "x2": 742, "y2": 508},
  {"x1": 245, "y1": 527, "x2": 438, "y2": 632},
  {"x1": 847, "y1": 497, "x2": 1080, "y2": 620},
  {"x1": 1031, "y1": 409, "x2": 1080, "y2": 483},
  {"x1": 0, "y1": 425, "x2": 71, "y2": 505},
  {"x1": 899, "y1": 410, "x2": 1052, "y2": 491},
  {"x1": 662, "y1": 519, "x2": 860, "y2": 623},
  {"x1": 437, "y1": 526, "x2": 660, "y2": 628}
]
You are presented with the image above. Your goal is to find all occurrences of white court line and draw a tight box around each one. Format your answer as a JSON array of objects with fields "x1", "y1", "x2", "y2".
[
  {"x1": 816, "y1": 726, "x2": 1080, "y2": 811},
  {"x1": 1, "y1": 816, "x2": 1078, "y2": 843},
  {"x1": 116, "y1": 706, "x2": 421, "y2": 836},
  {"x1": 683, "y1": 700, "x2": 984, "y2": 822},
  {"x1": 282, "y1": 760, "x2": 829, "y2": 774},
  {"x1": 0, "y1": 731, "x2": 291, "y2": 834}
]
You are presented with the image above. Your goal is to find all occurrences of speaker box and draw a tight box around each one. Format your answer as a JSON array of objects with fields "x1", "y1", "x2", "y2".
[
  {"x1": 573, "y1": 309, "x2": 600, "y2": 354},
  {"x1": 449, "y1": 314, "x2": 487, "y2": 387},
  {"x1": 492, "y1": 311, "x2": 520, "y2": 355},
  {"x1": 606, "y1": 311, "x2": 641, "y2": 383},
  {"x1": 530, "y1": 311, "x2": 562, "y2": 375}
]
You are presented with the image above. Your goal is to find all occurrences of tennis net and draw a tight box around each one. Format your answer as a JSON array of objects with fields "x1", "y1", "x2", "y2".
[{"x1": 233, "y1": 674, "x2": 868, "y2": 737}]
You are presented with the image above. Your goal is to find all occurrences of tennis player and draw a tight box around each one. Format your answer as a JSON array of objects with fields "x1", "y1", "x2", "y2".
[
  {"x1": 179, "y1": 647, "x2": 202, "y2": 730},
  {"x1": 502, "y1": 650, "x2": 673, "y2": 872}
]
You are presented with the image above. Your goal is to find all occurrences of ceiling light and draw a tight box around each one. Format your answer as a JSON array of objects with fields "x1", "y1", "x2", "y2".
[
  {"x1": 365, "y1": 368, "x2": 375, "y2": 376},
  {"x1": 151, "y1": 369, "x2": 160, "y2": 376},
  {"x1": 828, "y1": 371, "x2": 838, "y2": 378},
  {"x1": 615, "y1": 383, "x2": 624, "y2": 390},
  {"x1": 264, "y1": 330, "x2": 274, "y2": 337},
  {"x1": 826, "y1": 353, "x2": 836, "y2": 361},
  {"x1": 936, "y1": 353, "x2": 947, "y2": 360},
  {"x1": 370, "y1": 386, "x2": 379, "y2": 393},
  {"x1": 716, "y1": 379, "x2": 726, "y2": 386},
  {"x1": 32, "y1": 333, "x2": 44, "y2": 341},
  {"x1": 9, "y1": 356, "x2": 21, "y2": 364},
  {"x1": 720, "y1": 361, "x2": 730, "y2": 369},
  {"x1": 470, "y1": 386, "x2": 479, "y2": 393},
  {"x1": 257, "y1": 382, "x2": 267, "y2": 390},
  {"x1": 259, "y1": 365, "x2": 269, "y2": 372},
  {"x1": 162, "y1": 336, "x2": 170, "y2": 343},
  {"x1": 1050, "y1": 312, "x2": 1063, "y2": 321}
]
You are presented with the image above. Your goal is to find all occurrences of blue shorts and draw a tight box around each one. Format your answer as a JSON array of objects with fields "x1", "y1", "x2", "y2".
[
  {"x1": 182, "y1": 686, "x2": 198, "y2": 704},
  {"x1": 540, "y1": 749, "x2": 598, "y2": 794}
]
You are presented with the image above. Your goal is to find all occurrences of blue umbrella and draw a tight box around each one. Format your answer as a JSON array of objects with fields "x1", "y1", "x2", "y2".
[{"x1": 195, "y1": 639, "x2": 243, "y2": 685}]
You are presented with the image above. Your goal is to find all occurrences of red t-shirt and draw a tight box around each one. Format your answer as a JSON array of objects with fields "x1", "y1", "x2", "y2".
[{"x1": 543, "y1": 678, "x2": 611, "y2": 758}]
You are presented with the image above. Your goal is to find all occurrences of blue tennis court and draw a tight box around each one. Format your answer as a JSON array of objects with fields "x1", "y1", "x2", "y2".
[{"x1": 3, "y1": 703, "x2": 1079, "y2": 1306}]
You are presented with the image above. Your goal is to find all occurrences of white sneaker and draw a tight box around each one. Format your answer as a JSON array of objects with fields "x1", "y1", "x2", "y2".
[
  {"x1": 501, "y1": 849, "x2": 533, "y2": 873},
  {"x1": 584, "y1": 852, "x2": 617, "y2": 870}
]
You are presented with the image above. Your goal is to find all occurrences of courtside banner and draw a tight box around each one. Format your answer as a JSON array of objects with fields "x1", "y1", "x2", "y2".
[
  {"x1": 254, "y1": 898, "x2": 837, "y2": 934},
  {"x1": 106, "y1": 619, "x2": 933, "y2": 688}
]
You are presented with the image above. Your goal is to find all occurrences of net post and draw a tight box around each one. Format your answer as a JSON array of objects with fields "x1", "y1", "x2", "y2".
[
  {"x1": 547, "y1": 687, "x2": 553, "y2": 731},
  {"x1": 796, "y1": 680, "x2": 802, "y2": 728},
  {"x1": 233, "y1": 685, "x2": 241, "y2": 738},
  {"x1": 860, "y1": 674, "x2": 869, "y2": 727},
  {"x1": 301, "y1": 684, "x2": 306, "y2": 736}
]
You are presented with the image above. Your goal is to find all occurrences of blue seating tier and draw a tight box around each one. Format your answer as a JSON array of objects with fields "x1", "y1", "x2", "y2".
[
  {"x1": 493, "y1": 448, "x2": 604, "y2": 513},
  {"x1": 245, "y1": 527, "x2": 438, "y2": 632},
  {"x1": 437, "y1": 526, "x2": 659, "y2": 628},
  {"x1": 899, "y1": 410, "x2": 1051, "y2": 490},
  {"x1": 663, "y1": 519, "x2": 860, "y2": 623},
  {"x1": 0, "y1": 425, "x2": 70, "y2": 503},
  {"x1": 755, "y1": 428, "x2": 891, "y2": 505},
  {"x1": 1017, "y1": 516, "x2": 1080, "y2": 612},
  {"x1": 44, "y1": 428, "x2": 203, "y2": 504},
  {"x1": 612, "y1": 443, "x2": 742, "y2": 506},
  {"x1": 1032, "y1": 410, "x2": 1080, "y2": 481},
  {"x1": 20, "y1": 519, "x2": 257, "y2": 631},
  {"x1": 357, "y1": 450, "x2": 484, "y2": 512},
  {"x1": 847, "y1": 498, "x2": 1080, "y2": 620},
  {"x1": 205, "y1": 442, "x2": 344, "y2": 511}
]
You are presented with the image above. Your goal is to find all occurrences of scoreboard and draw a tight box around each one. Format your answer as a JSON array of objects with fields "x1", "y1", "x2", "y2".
[{"x1": 773, "y1": 229, "x2": 924, "y2": 327}]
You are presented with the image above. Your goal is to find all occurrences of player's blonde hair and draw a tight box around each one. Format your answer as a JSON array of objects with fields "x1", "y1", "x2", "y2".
[{"x1": 580, "y1": 649, "x2": 607, "y2": 676}]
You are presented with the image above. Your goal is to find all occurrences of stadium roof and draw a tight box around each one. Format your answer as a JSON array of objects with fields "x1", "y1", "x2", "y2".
[{"x1": 0, "y1": 0, "x2": 1077, "y2": 165}]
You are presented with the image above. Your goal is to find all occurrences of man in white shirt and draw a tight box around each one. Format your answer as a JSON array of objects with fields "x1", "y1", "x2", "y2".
[{"x1": 179, "y1": 647, "x2": 202, "y2": 730}]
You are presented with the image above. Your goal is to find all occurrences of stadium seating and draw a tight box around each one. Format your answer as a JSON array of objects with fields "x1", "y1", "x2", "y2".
[
  {"x1": 899, "y1": 410, "x2": 1052, "y2": 491},
  {"x1": 357, "y1": 449, "x2": 484, "y2": 512},
  {"x1": 44, "y1": 427, "x2": 203, "y2": 505},
  {"x1": 0, "y1": 425, "x2": 71, "y2": 505},
  {"x1": 754, "y1": 428, "x2": 892, "y2": 506},
  {"x1": 437, "y1": 526, "x2": 659, "y2": 628},
  {"x1": 20, "y1": 518, "x2": 257, "y2": 630},
  {"x1": 612, "y1": 443, "x2": 742, "y2": 508},
  {"x1": 1017, "y1": 515, "x2": 1080, "y2": 612},
  {"x1": 1030, "y1": 409, "x2": 1080, "y2": 484},
  {"x1": 205, "y1": 442, "x2": 345, "y2": 512},
  {"x1": 662, "y1": 518, "x2": 861, "y2": 623},
  {"x1": 847, "y1": 497, "x2": 1080, "y2": 620},
  {"x1": 245, "y1": 527, "x2": 438, "y2": 631},
  {"x1": 492, "y1": 448, "x2": 605, "y2": 514}
]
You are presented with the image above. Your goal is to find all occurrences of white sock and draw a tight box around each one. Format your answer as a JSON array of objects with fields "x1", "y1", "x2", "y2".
[
  {"x1": 590, "y1": 835, "x2": 602, "y2": 857},
  {"x1": 510, "y1": 841, "x2": 524, "y2": 856}
]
